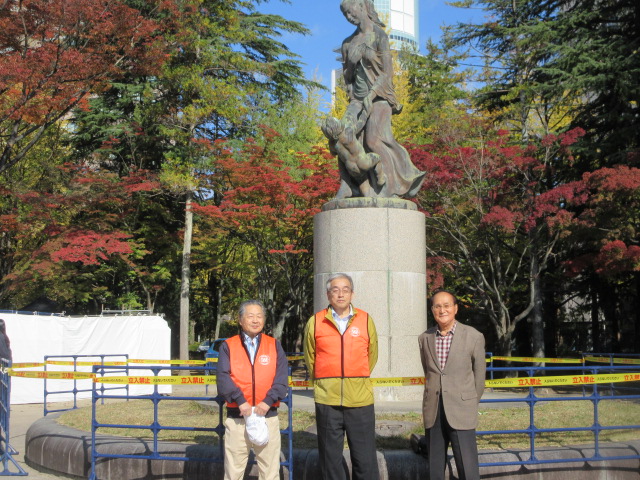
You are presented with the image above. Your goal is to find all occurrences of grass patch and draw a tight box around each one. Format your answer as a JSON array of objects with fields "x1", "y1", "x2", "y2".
[{"x1": 59, "y1": 397, "x2": 640, "y2": 451}]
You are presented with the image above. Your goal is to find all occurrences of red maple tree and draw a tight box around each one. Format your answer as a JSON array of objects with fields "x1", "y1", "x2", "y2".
[
  {"x1": 193, "y1": 129, "x2": 337, "y2": 345},
  {"x1": 0, "y1": 0, "x2": 173, "y2": 173}
]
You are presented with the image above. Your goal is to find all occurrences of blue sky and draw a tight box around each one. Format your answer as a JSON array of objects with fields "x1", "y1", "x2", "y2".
[{"x1": 260, "y1": 0, "x2": 486, "y2": 103}]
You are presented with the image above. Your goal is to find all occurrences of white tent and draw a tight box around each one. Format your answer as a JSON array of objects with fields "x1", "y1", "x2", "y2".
[{"x1": 2, "y1": 313, "x2": 172, "y2": 404}]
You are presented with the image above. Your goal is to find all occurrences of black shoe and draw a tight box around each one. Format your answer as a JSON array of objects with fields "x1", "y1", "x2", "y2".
[
  {"x1": 410, "y1": 433, "x2": 421, "y2": 454},
  {"x1": 410, "y1": 433, "x2": 428, "y2": 458}
]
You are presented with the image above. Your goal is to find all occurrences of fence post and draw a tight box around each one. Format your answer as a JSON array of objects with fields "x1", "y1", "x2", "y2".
[{"x1": 0, "y1": 358, "x2": 27, "y2": 476}]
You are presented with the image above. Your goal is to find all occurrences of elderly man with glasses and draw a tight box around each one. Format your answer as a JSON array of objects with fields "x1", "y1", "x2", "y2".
[{"x1": 303, "y1": 273, "x2": 379, "y2": 480}]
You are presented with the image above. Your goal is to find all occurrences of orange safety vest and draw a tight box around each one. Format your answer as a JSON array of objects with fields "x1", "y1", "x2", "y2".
[
  {"x1": 314, "y1": 308, "x2": 370, "y2": 379},
  {"x1": 226, "y1": 334, "x2": 280, "y2": 408}
]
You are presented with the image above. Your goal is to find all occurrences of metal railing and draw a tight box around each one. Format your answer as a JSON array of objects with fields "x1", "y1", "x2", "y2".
[
  {"x1": 43, "y1": 354, "x2": 129, "y2": 416},
  {"x1": 0, "y1": 358, "x2": 26, "y2": 476},
  {"x1": 478, "y1": 363, "x2": 640, "y2": 467},
  {"x1": 88, "y1": 365, "x2": 294, "y2": 480}
]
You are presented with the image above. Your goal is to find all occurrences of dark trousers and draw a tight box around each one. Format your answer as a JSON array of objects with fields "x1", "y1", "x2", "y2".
[
  {"x1": 315, "y1": 403, "x2": 379, "y2": 480},
  {"x1": 426, "y1": 398, "x2": 480, "y2": 480}
]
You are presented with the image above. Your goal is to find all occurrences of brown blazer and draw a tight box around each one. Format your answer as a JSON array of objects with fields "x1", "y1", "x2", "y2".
[{"x1": 418, "y1": 322, "x2": 486, "y2": 430}]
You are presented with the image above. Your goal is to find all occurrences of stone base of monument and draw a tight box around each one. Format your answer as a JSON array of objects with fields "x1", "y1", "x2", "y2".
[
  {"x1": 314, "y1": 198, "x2": 427, "y2": 402},
  {"x1": 25, "y1": 414, "x2": 640, "y2": 479}
]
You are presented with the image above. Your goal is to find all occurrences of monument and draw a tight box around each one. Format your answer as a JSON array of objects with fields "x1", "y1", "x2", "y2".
[{"x1": 314, "y1": 0, "x2": 427, "y2": 401}]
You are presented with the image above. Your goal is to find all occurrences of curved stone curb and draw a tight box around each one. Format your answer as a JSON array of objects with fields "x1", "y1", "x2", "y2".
[{"x1": 26, "y1": 414, "x2": 640, "y2": 479}]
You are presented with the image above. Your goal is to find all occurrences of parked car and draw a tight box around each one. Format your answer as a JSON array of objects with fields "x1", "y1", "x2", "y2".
[
  {"x1": 205, "y1": 338, "x2": 227, "y2": 360},
  {"x1": 197, "y1": 340, "x2": 213, "y2": 353},
  {"x1": 204, "y1": 338, "x2": 227, "y2": 374}
]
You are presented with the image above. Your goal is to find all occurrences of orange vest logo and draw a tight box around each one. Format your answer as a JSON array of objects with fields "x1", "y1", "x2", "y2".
[
  {"x1": 350, "y1": 326, "x2": 360, "y2": 337},
  {"x1": 259, "y1": 354, "x2": 271, "y2": 366}
]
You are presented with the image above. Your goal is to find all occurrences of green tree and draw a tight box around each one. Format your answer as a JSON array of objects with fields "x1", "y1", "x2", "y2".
[
  {"x1": 396, "y1": 40, "x2": 472, "y2": 144},
  {"x1": 66, "y1": 0, "x2": 321, "y2": 358},
  {"x1": 534, "y1": 0, "x2": 640, "y2": 168}
]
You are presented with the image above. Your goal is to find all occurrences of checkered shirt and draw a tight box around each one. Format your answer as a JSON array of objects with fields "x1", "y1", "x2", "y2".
[{"x1": 435, "y1": 322, "x2": 457, "y2": 370}]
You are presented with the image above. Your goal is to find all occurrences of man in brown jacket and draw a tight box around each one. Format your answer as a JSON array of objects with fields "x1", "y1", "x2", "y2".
[{"x1": 418, "y1": 290, "x2": 486, "y2": 480}]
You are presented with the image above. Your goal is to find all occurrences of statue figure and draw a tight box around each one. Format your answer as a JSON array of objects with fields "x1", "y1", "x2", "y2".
[{"x1": 324, "y1": 0, "x2": 426, "y2": 199}]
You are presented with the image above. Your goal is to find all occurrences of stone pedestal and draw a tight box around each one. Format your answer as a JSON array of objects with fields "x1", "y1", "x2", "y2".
[{"x1": 313, "y1": 198, "x2": 427, "y2": 401}]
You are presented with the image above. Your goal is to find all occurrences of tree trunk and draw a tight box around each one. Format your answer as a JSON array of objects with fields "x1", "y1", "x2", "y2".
[
  {"x1": 214, "y1": 276, "x2": 223, "y2": 340},
  {"x1": 530, "y1": 254, "x2": 545, "y2": 359},
  {"x1": 598, "y1": 278, "x2": 619, "y2": 352},
  {"x1": 273, "y1": 307, "x2": 287, "y2": 343},
  {"x1": 591, "y1": 277, "x2": 600, "y2": 352},
  {"x1": 179, "y1": 190, "x2": 193, "y2": 360},
  {"x1": 542, "y1": 275, "x2": 558, "y2": 358},
  {"x1": 636, "y1": 273, "x2": 640, "y2": 352}
]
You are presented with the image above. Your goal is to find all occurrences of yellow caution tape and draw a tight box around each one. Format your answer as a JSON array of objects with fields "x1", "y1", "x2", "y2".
[
  {"x1": 584, "y1": 356, "x2": 640, "y2": 365},
  {"x1": 8, "y1": 370, "x2": 96, "y2": 380},
  {"x1": 46, "y1": 360, "x2": 129, "y2": 366},
  {"x1": 10, "y1": 362, "x2": 45, "y2": 368},
  {"x1": 289, "y1": 379, "x2": 311, "y2": 387},
  {"x1": 486, "y1": 372, "x2": 640, "y2": 388},
  {"x1": 491, "y1": 356, "x2": 583, "y2": 364},
  {"x1": 287, "y1": 355, "x2": 304, "y2": 361},
  {"x1": 128, "y1": 359, "x2": 207, "y2": 365},
  {"x1": 288, "y1": 376, "x2": 426, "y2": 388},
  {"x1": 290, "y1": 372, "x2": 640, "y2": 389},
  {"x1": 45, "y1": 359, "x2": 211, "y2": 366},
  {"x1": 94, "y1": 375, "x2": 217, "y2": 385}
]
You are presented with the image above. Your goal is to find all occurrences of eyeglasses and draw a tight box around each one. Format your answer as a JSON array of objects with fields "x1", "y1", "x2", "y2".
[
  {"x1": 432, "y1": 303, "x2": 454, "y2": 310},
  {"x1": 329, "y1": 287, "x2": 352, "y2": 295}
]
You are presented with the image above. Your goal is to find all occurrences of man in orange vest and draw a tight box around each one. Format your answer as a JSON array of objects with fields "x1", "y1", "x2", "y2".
[
  {"x1": 217, "y1": 300, "x2": 288, "y2": 480},
  {"x1": 303, "y1": 273, "x2": 379, "y2": 480}
]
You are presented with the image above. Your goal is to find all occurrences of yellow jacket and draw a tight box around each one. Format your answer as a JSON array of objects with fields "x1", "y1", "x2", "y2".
[{"x1": 303, "y1": 306, "x2": 378, "y2": 407}]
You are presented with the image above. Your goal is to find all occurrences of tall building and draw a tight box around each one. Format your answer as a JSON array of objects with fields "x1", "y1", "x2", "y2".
[{"x1": 373, "y1": 0, "x2": 419, "y2": 51}]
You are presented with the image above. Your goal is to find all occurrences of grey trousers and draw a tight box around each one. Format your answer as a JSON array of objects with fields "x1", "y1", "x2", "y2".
[
  {"x1": 425, "y1": 398, "x2": 480, "y2": 480},
  {"x1": 315, "y1": 403, "x2": 379, "y2": 480}
]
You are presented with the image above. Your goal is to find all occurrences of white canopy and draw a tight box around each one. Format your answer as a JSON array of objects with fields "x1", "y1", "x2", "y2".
[{"x1": 2, "y1": 313, "x2": 172, "y2": 404}]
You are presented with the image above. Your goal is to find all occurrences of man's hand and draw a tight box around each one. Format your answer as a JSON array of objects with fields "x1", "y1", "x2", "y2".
[
  {"x1": 238, "y1": 402, "x2": 252, "y2": 417},
  {"x1": 253, "y1": 401, "x2": 271, "y2": 416}
]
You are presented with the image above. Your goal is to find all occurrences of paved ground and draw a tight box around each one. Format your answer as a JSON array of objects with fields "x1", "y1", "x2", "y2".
[{"x1": 9, "y1": 400, "x2": 87, "y2": 478}]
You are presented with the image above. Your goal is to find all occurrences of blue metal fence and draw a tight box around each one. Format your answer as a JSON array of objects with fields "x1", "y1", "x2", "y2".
[
  {"x1": 88, "y1": 364, "x2": 294, "y2": 480},
  {"x1": 43, "y1": 354, "x2": 130, "y2": 416},
  {"x1": 9, "y1": 351, "x2": 640, "y2": 475},
  {"x1": 478, "y1": 363, "x2": 640, "y2": 467},
  {"x1": 0, "y1": 358, "x2": 26, "y2": 476}
]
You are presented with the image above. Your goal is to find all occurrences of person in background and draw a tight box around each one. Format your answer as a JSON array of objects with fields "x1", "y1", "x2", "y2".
[
  {"x1": 304, "y1": 273, "x2": 379, "y2": 480},
  {"x1": 217, "y1": 300, "x2": 288, "y2": 480},
  {"x1": 418, "y1": 290, "x2": 486, "y2": 480},
  {"x1": 0, "y1": 319, "x2": 12, "y2": 362}
]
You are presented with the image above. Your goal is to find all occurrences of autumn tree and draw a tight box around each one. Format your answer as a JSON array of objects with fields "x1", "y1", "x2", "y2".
[
  {"x1": 63, "y1": 0, "x2": 321, "y2": 358},
  {"x1": 0, "y1": 0, "x2": 171, "y2": 174},
  {"x1": 1, "y1": 164, "x2": 171, "y2": 312},
  {"x1": 561, "y1": 165, "x2": 640, "y2": 351},
  {"x1": 444, "y1": 0, "x2": 640, "y2": 354},
  {"x1": 413, "y1": 126, "x2": 587, "y2": 357},
  {"x1": 193, "y1": 129, "x2": 337, "y2": 350}
]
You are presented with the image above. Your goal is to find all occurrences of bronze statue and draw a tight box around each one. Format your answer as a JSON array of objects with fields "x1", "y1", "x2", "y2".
[{"x1": 323, "y1": 0, "x2": 426, "y2": 199}]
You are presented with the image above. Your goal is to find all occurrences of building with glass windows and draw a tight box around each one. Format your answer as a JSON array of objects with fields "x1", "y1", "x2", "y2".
[
  {"x1": 373, "y1": 0, "x2": 419, "y2": 51},
  {"x1": 331, "y1": 0, "x2": 420, "y2": 103}
]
